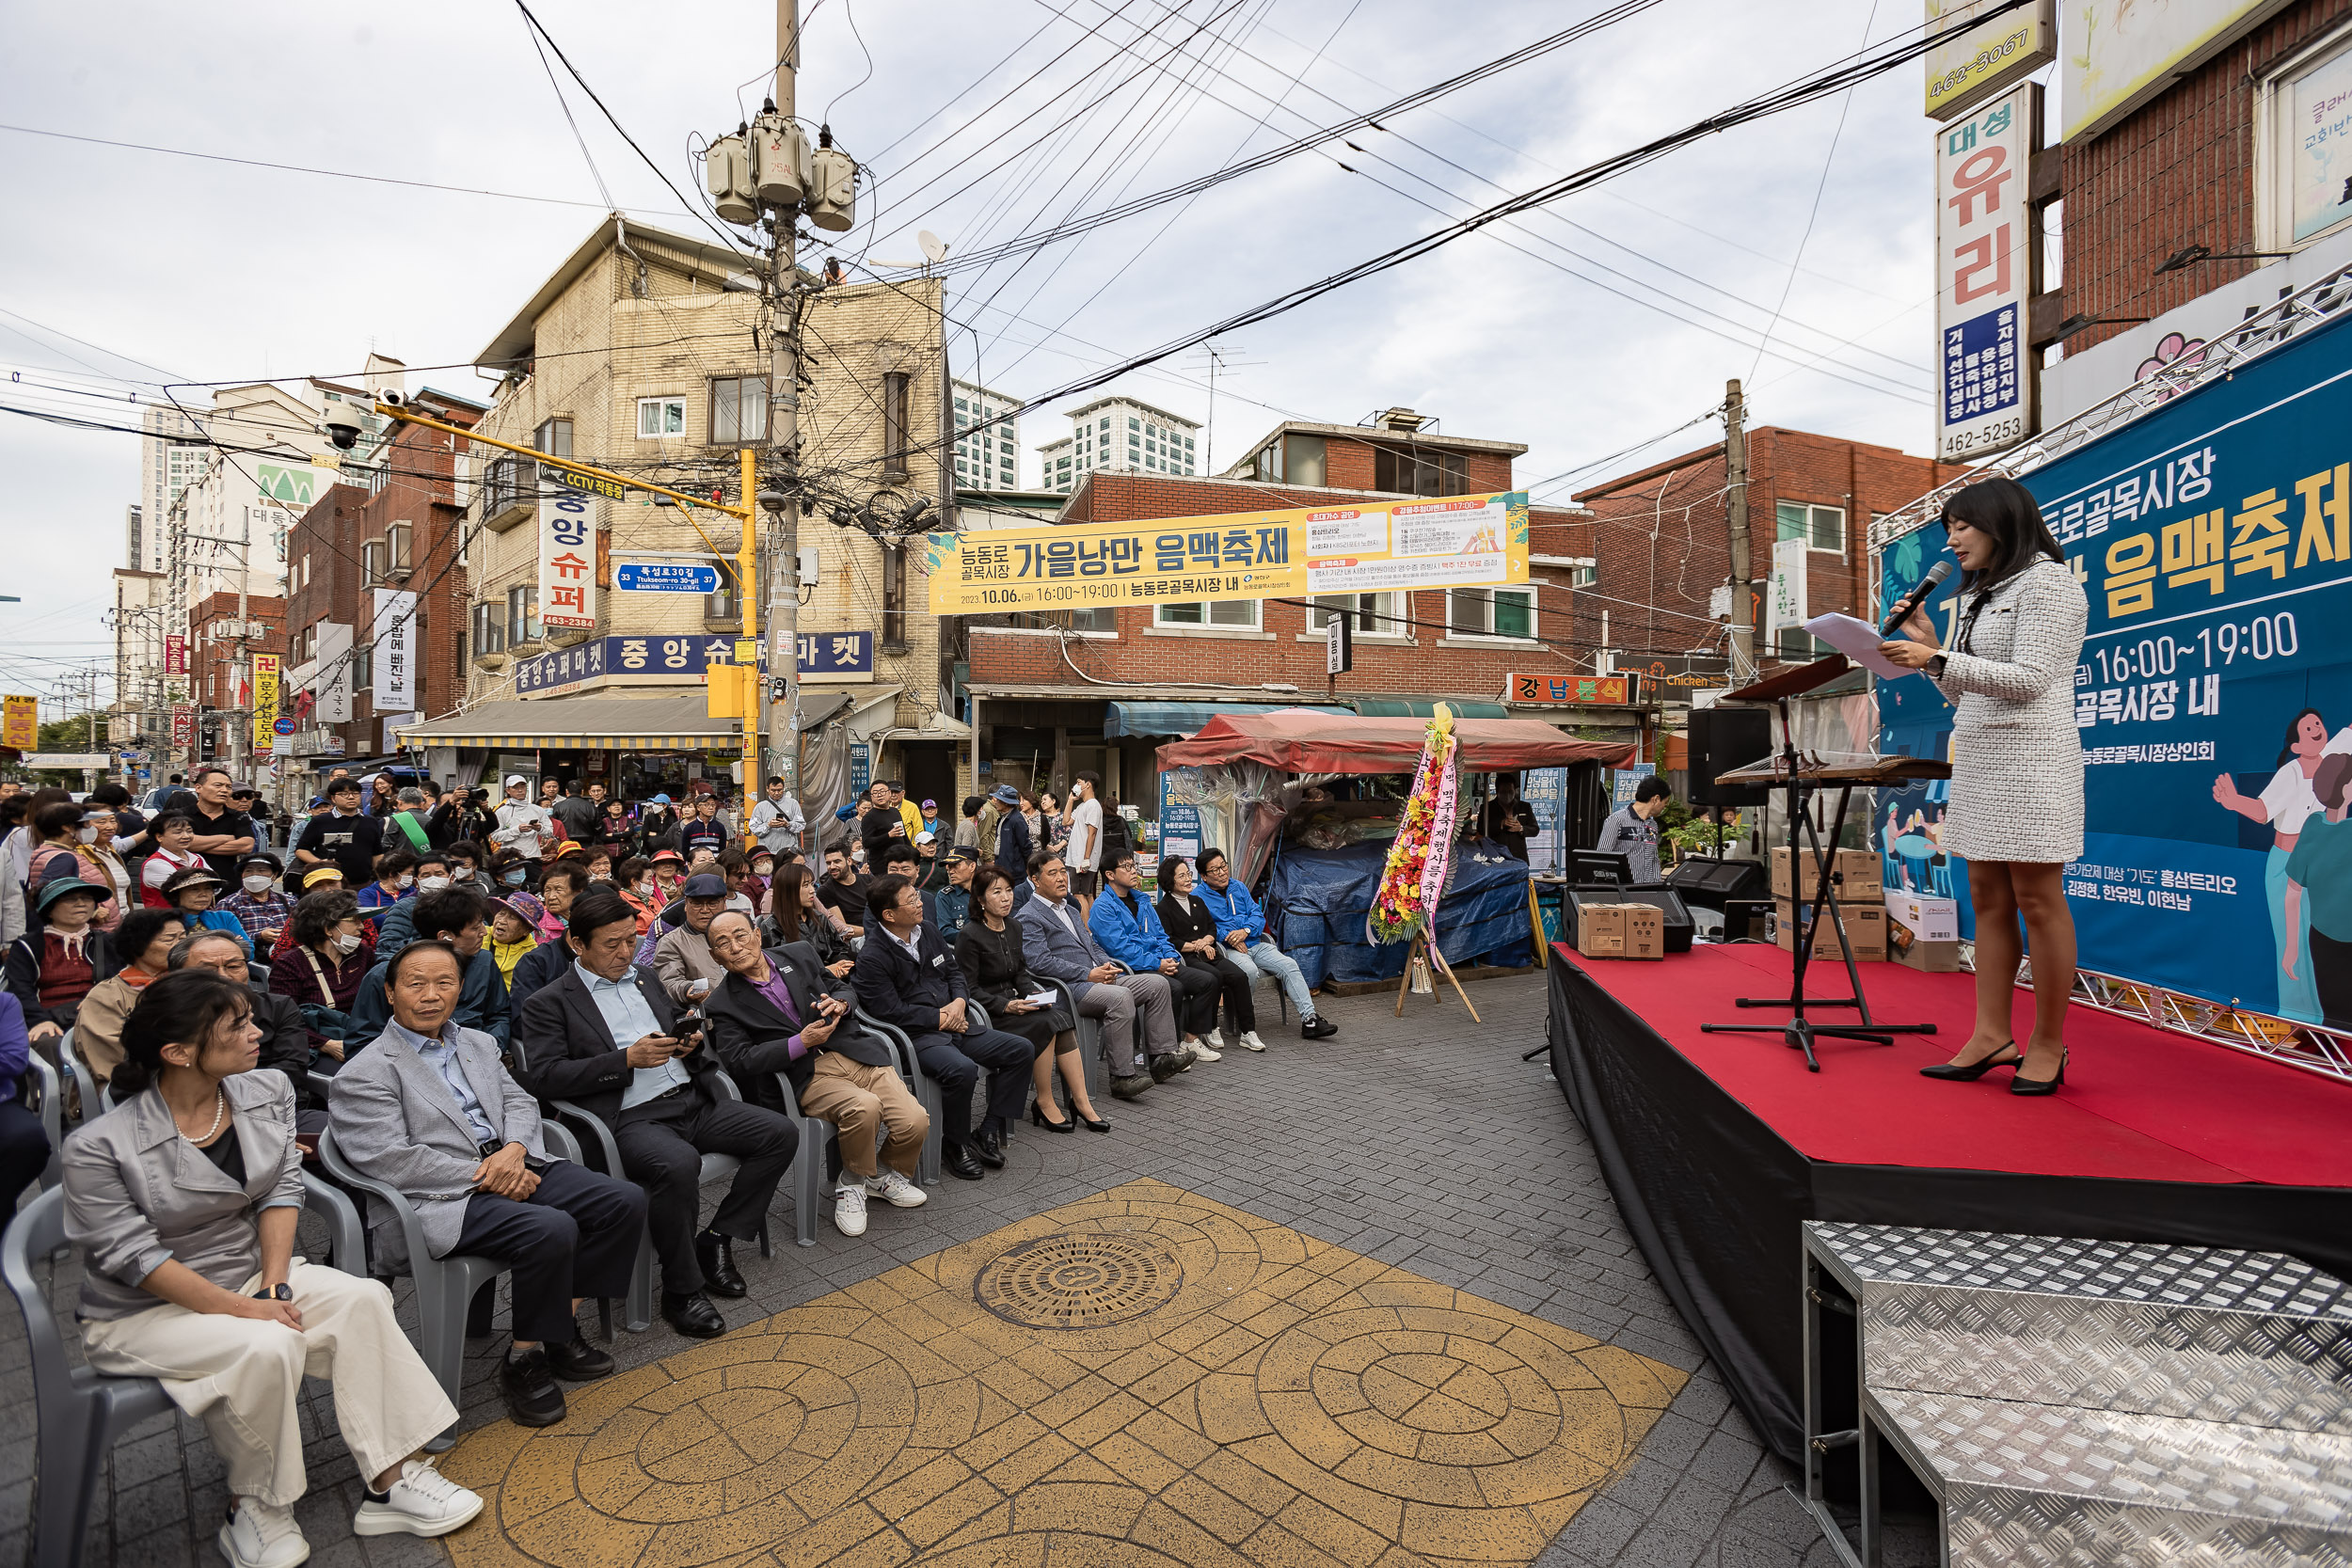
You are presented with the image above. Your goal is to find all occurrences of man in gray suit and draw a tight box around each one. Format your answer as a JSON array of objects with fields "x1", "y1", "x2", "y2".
[
  {"x1": 328, "y1": 942, "x2": 645, "y2": 1430},
  {"x1": 1017, "y1": 848, "x2": 1179, "y2": 1101}
]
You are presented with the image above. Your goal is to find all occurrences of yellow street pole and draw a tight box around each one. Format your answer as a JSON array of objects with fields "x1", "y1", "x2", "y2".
[{"x1": 739, "y1": 447, "x2": 759, "y2": 847}]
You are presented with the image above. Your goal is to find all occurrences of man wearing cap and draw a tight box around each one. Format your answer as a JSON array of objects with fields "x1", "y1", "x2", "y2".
[
  {"x1": 221, "y1": 852, "x2": 298, "y2": 949},
  {"x1": 919, "y1": 798, "x2": 944, "y2": 841},
  {"x1": 990, "y1": 784, "x2": 1032, "y2": 882},
  {"x1": 889, "y1": 782, "x2": 922, "y2": 844},
  {"x1": 678, "y1": 796, "x2": 729, "y2": 863},
  {"x1": 159, "y1": 765, "x2": 258, "y2": 881},
  {"x1": 746, "y1": 777, "x2": 803, "y2": 856},
  {"x1": 651, "y1": 874, "x2": 734, "y2": 1009},
  {"x1": 296, "y1": 776, "x2": 387, "y2": 887},
  {"x1": 494, "y1": 776, "x2": 556, "y2": 862},
  {"x1": 933, "y1": 847, "x2": 977, "y2": 945}
]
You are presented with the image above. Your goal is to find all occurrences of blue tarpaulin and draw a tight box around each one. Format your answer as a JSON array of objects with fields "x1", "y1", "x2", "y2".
[{"x1": 1267, "y1": 838, "x2": 1533, "y2": 988}]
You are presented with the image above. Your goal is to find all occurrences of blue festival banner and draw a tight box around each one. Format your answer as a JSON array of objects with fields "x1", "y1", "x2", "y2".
[{"x1": 1875, "y1": 310, "x2": 2352, "y2": 1024}]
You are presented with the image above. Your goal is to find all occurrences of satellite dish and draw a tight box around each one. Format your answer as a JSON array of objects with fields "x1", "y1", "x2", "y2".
[{"x1": 917, "y1": 230, "x2": 949, "y2": 265}]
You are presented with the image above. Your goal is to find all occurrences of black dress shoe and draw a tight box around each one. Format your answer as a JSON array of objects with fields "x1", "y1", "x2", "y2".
[
  {"x1": 942, "y1": 1144, "x2": 986, "y2": 1180},
  {"x1": 543, "y1": 1335, "x2": 616, "y2": 1382},
  {"x1": 695, "y1": 1233, "x2": 748, "y2": 1298},
  {"x1": 970, "y1": 1128, "x2": 1007, "y2": 1168},
  {"x1": 1300, "y1": 1015, "x2": 1338, "y2": 1039},
  {"x1": 501, "y1": 1347, "x2": 568, "y2": 1427},
  {"x1": 661, "y1": 1291, "x2": 727, "y2": 1339}
]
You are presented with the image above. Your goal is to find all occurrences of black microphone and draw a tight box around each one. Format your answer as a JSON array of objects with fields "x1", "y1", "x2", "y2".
[{"x1": 1881, "y1": 561, "x2": 1952, "y2": 636}]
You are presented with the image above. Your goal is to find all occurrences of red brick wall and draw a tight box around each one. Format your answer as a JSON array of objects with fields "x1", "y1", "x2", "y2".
[
  {"x1": 2060, "y1": 0, "x2": 2352, "y2": 356},
  {"x1": 1325, "y1": 437, "x2": 1376, "y2": 489}
]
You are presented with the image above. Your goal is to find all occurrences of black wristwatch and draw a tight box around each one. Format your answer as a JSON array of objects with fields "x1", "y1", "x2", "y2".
[
  {"x1": 254, "y1": 1283, "x2": 292, "y2": 1301},
  {"x1": 1925, "y1": 654, "x2": 1947, "y2": 678}
]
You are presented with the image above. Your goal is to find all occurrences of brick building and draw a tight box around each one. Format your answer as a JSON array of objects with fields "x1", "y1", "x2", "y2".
[
  {"x1": 1574, "y1": 428, "x2": 1971, "y2": 672},
  {"x1": 959, "y1": 410, "x2": 1618, "y2": 814},
  {"x1": 183, "y1": 591, "x2": 284, "y2": 767},
  {"x1": 279, "y1": 389, "x2": 483, "y2": 786}
]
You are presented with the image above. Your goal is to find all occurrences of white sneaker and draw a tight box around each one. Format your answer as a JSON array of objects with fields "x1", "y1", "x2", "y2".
[
  {"x1": 866, "y1": 1167, "x2": 928, "y2": 1208},
  {"x1": 1186, "y1": 1039, "x2": 1221, "y2": 1063},
  {"x1": 1234, "y1": 1031, "x2": 1268, "y2": 1053},
  {"x1": 834, "y1": 1182, "x2": 869, "y2": 1236},
  {"x1": 351, "y1": 1459, "x2": 485, "y2": 1538},
  {"x1": 219, "y1": 1498, "x2": 310, "y2": 1568}
]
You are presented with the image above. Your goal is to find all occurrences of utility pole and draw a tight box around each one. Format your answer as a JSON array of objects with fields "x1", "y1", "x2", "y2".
[
  {"x1": 1724, "y1": 378, "x2": 1754, "y2": 682},
  {"x1": 231, "y1": 506, "x2": 252, "y2": 785},
  {"x1": 762, "y1": 0, "x2": 803, "y2": 818}
]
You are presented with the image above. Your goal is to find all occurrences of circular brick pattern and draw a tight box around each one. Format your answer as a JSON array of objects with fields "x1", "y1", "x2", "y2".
[{"x1": 973, "y1": 1229, "x2": 1184, "y2": 1329}]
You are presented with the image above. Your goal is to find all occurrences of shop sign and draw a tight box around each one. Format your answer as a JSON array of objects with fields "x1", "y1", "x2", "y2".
[
  {"x1": 926, "y1": 491, "x2": 1529, "y2": 614},
  {"x1": 1610, "y1": 764, "x2": 1657, "y2": 807},
  {"x1": 516, "y1": 631, "x2": 876, "y2": 694},
  {"x1": 1503, "y1": 673, "x2": 1630, "y2": 705},
  {"x1": 170, "y1": 704, "x2": 197, "y2": 745},
  {"x1": 370, "y1": 589, "x2": 415, "y2": 709},
  {"x1": 849, "y1": 742, "x2": 871, "y2": 797},
  {"x1": 1922, "y1": 0, "x2": 2054, "y2": 122},
  {"x1": 1, "y1": 695, "x2": 34, "y2": 752},
  {"x1": 538, "y1": 490, "x2": 597, "y2": 629},
  {"x1": 250, "y1": 654, "x2": 280, "y2": 755},
  {"x1": 1935, "y1": 85, "x2": 2040, "y2": 460},
  {"x1": 1611, "y1": 654, "x2": 1729, "y2": 691},
  {"x1": 165, "y1": 634, "x2": 187, "y2": 675},
  {"x1": 796, "y1": 629, "x2": 873, "y2": 676}
]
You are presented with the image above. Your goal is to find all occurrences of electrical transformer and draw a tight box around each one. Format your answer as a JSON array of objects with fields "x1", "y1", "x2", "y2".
[
  {"x1": 703, "y1": 132, "x2": 757, "y2": 226},
  {"x1": 752, "y1": 112, "x2": 808, "y2": 208},
  {"x1": 804, "y1": 145, "x2": 856, "y2": 232}
]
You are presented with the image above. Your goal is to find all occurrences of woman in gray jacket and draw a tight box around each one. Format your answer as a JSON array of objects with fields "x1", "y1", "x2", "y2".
[
  {"x1": 1883, "y1": 477, "x2": 2088, "y2": 1097},
  {"x1": 61, "y1": 970, "x2": 483, "y2": 1568}
]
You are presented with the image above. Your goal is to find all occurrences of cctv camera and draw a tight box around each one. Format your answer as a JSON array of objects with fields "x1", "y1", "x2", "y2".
[
  {"x1": 322, "y1": 406, "x2": 364, "y2": 451},
  {"x1": 378, "y1": 388, "x2": 407, "y2": 407}
]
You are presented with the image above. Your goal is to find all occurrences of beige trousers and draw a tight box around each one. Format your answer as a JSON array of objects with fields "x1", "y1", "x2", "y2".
[
  {"x1": 796, "y1": 1053, "x2": 929, "y2": 1182},
  {"x1": 80, "y1": 1261, "x2": 457, "y2": 1507}
]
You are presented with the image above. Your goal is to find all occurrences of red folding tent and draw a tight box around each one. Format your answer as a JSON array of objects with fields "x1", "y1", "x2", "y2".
[{"x1": 1155, "y1": 708, "x2": 1633, "y2": 774}]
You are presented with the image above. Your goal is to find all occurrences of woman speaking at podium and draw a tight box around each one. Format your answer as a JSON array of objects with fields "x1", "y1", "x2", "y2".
[{"x1": 1881, "y1": 477, "x2": 2087, "y2": 1096}]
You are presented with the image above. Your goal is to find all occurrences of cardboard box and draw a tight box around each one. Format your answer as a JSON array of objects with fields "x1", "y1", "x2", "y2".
[
  {"x1": 1892, "y1": 936, "x2": 1962, "y2": 972},
  {"x1": 1622, "y1": 904, "x2": 1665, "y2": 960},
  {"x1": 1577, "y1": 903, "x2": 1626, "y2": 958},
  {"x1": 1769, "y1": 847, "x2": 1884, "y2": 902},
  {"x1": 1773, "y1": 897, "x2": 1887, "y2": 960},
  {"x1": 1883, "y1": 891, "x2": 1960, "y2": 944}
]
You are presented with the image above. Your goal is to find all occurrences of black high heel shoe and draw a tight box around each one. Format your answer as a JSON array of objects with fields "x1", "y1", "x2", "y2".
[
  {"x1": 1030, "y1": 1101, "x2": 1076, "y2": 1134},
  {"x1": 1075, "y1": 1107, "x2": 1111, "y2": 1132},
  {"x1": 1919, "y1": 1042, "x2": 2021, "y2": 1081},
  {"x1": 2010, "y1": 1050, "x2": 2067, "y2": 1096}
]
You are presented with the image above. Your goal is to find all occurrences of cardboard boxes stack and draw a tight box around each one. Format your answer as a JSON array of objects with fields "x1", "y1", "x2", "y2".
[
  {"x1": 1883, "y1": 891, "x2": 1961, "y2": 972},
  {"x1": 1576, "y1": 903, "x2": 1664, "y2": 960},
  {"x1": 1769, "y1": 847, "x2": 1887, "y2": 960}
]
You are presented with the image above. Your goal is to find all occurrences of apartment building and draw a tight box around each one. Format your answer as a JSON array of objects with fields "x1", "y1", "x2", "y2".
[
  {"x1": 1038, "y1": 394, "x2": 1201, "y2": 493},
  {"x1": 951, "y1": 378, "x2": 1021, "y2": 489}
]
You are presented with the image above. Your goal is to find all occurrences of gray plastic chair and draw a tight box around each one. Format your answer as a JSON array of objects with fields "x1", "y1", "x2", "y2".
[
  {"x1": 851, "y1": 1010, "x2": 942, "y2": 1186},
  {"x1": 25, "y1": 1054, "x2": 62, "y2": 1193},
  {"x1": 4, "y1": 1175, "x2": 366, "y2": 1568},
  {"x1": 1052, "y1": 977, "x2": 1108, "y2": 1102},
  {"x1": 54, "y1": 1032, "x2": 99, "y2": 1131}
]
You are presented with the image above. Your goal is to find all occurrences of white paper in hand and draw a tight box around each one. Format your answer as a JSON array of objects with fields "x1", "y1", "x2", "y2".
[
  {"x1": 1023, "y1": 990, "x2": 1059, "y2": 1008},
  {"x1": 1804, "y1": 612, "x2": 1911, "y2": 679}
]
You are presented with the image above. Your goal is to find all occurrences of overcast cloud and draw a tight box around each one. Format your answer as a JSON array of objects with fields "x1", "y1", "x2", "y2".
[{"x1": 0, "y1": 0, "x2": 1987, "y2": 705}]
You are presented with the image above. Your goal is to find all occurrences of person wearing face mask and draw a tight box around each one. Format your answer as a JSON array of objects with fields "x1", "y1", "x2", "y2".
[
  {"x1": 162, "y1": 867, "x2": 255, "y2": 961},
  {"x1": 486, "y1": 893, "x2": 547, "y2": 994},
  {"x1": 444, "y1": 843, "x2": 485, "y2": 888},
  {"x1": 371, "y1": 852, "x2": 455, "y2": 963},
  {"x1": 615, "y1": 856, "x2": 661, "y2": 935},
  {"x1": 73, "y1": 804, "x2": 135, "y2": 928},
  {"x1": 219, "y1": 853, "x2": 297, "y2": 953},
  {"x1": 492, "y1": 775, "x2": 556, "y2": 863},
  {"x1": 267, "y1": 889, "x2": 373, "y2": 1068},
  {"x1": 30, "y1": 802, "x2": 120, "y2": 931},
  {"x1": 355, "y1": 849, "x2": 420, "y2": 932}
]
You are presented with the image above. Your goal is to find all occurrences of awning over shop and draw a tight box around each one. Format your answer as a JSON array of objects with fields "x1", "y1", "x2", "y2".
[
  {"x1": 1352, "y1": 698, "x2": 1508, "y2": 719},
  {"x1": 395, "y1": 693, "x2": 743, "y2": 751},
  {"x1": 1104, "y1": 700, "x2": 1350, "y2": 737},
  {"x1": 1156, "y1": 707, "x2": 1633, "y2": 774}
]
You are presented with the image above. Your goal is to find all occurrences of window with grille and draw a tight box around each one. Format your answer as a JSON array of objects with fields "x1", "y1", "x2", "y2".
[{"x1": 709, "y1": 376, "x2": 769, "y2": 446}]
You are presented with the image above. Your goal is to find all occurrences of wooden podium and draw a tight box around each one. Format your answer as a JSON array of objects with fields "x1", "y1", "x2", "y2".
[{"x1": 1697, "y1": 656, "x2": 1950, "y2": 1069}]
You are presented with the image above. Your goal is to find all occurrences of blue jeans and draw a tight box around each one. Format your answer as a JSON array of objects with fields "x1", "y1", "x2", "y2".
[{"x1": 1226, "y1": 941, "x2": 1315, "y2": 1021}]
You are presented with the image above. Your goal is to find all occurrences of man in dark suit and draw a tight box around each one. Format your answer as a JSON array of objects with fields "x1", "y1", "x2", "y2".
[
  {"x1": 513, "y1": 888, "x2": 799, "y2": 1338},
  {"x1": 703, "y1": 911, "x2": 930, "y2": 1239},
  {"x1": 852, "y1": 874, "x2": 1038, "y2": 1182}
]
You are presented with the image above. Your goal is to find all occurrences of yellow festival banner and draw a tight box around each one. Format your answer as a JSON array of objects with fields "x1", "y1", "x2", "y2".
[
  {"x1": 250, "y1": 655, "x2": 281, "y2": 754},
  {"x1": 925, "y1": 491, "x2": 1528, "y2": 614},
  {"x1": 1, "y1": 696, "x2": 34, "y2": 752}
]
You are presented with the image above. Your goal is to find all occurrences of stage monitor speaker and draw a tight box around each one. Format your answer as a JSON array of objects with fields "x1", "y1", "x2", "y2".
[
  {"x1": 1666, "y1": 856, "x2": 1770, "y2": 911},
  {"x1": 1689, "y1": 706, "x2": 1773, "y2": 806},
  {"x1": 1722, "y1": 897, "x2": 1772, "y2": 943},
  {"x1": 1567, "y1": 886, "x2": 1696, "y2": 954}
]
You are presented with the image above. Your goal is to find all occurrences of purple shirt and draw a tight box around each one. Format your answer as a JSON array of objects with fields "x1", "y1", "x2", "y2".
[{"x1": 752, "y1": 965, "x2": 806, "y2": 1058}]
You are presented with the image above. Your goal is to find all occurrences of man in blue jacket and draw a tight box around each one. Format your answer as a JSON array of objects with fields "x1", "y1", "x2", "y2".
[
  {"x1": 1196, "y1": 847, "x2": 1336, "y2": 1040},
  {"x1": 1089, "y1": 851, "x2": 1217, "y2": 1064}
]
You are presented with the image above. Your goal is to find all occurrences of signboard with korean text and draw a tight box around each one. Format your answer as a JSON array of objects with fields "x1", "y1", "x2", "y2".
[
  {"x1": 925, "y1": 491, "x2": 1529, "y2": 614},
  {"x1": 2285, "y1": 39, "x2": 2352, "y2": 245},
  {"x1": 2062, "y1": 0, "x2": 2281, "y2": 144},
  {"x1": 537, "y1": 488, "x2": 597, "y2": 630},
  {"x1": 615, "y1": 562, "x2": 722, "y2": 594},
  {"x1": 0, "y1": 696, "x2": 33, "y2": 752},
  {"x1": 170, "y1": 704, "x2": 197, "y2": 747},
  {"x1": 796, "y1": 629, "x2": 874, "y2": 679},
  {"x1": 1767, "y1": 537, "x2": 1809, "y2": 637},
  {"x1": 1875, "y1": 309, "x2": 2352, "y2": 1027},
  {"x1": 849, "y1": 742, "x2": 871, "y2": 799},
  {"x1": 1935, "y1": 85, "x2": 2039, "y2": 461},
  {"x1": 1922, "y1": 0, "x2": 2055, "y2": 121},
  {"x1": 1611, "y1": 764, "x2": 1657, "y2": 808},
  {"x1": 1503, "y1": 673, "x2": 1630, "y2": 705},
  {"x1": 369, "y1": 589, "x2": 415, "y2": 710},
  {"x1": 314, "y1": 624, "x2": 353, "y2": 723},
  {"x1": 514, "y1": 631, "x2": 877, "y2": 696},
  {"x1": 1519, "y1": 767, "x2": 1569, "y2": 872},
  {"x1": 249, "y1": 654, "x2": 280, "y2": 755},
  {"x1": 165, "y1": 634, "x2": 187, "y2": 676}
]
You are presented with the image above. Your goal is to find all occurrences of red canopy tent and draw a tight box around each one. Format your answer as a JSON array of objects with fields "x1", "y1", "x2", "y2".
[{"x1": 1155, "y1": 708, "x2": 1633, "y2": 774}]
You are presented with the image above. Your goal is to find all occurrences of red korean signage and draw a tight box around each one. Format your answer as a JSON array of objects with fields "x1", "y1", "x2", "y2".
[
  {"x1": 1505, "y1": 673, "x2": 1631, "y2": 705},
  {"x1": 165, "y1": 634, "x2": 187, "y2": 675},
  {"x1": 169, "y1": 705, "x2": 197, "y2": 746}
]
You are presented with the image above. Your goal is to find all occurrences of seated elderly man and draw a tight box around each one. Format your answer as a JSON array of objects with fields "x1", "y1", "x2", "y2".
[
  {"x1": 1017, "y1": 850, "x2": 1181, "y2": 1101},
  {"x1": 1193, "y1": 847, "x2": 1336, "y2": 1041},
  {"x1": 853, "y1": 874, "x2": 1037, "y2": 1181},
  {"x1": 650, "y1": 872, "x2": 732, "y2": 1008},
  {"x1": 702, "y1": 910, "x2": 930, "y2": 1238},
  {"x1": 347, "y1": 888, "x2": 510, "y2": 1052},
  {"x1": 516, "y1": 889, "x2": 799, "y2": 1339},
  {"x1": 330, "y1": 940, "x2": 648, "y2": 1429}
]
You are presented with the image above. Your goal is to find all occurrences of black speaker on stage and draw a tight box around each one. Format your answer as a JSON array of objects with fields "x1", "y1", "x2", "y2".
[
  {"x1": 1689, "y1": 705, "x2": 1772, "y2": 806},
  {"x1": 1666, "y1": 856, "x2": 1769, "y2": 911}
]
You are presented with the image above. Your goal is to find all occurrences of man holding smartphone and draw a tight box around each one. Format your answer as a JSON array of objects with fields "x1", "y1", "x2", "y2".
[{"x1": 514, "y1": 887, "x2": 800, "y2": 1339}]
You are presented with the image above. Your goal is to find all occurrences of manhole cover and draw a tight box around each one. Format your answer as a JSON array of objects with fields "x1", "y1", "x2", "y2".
[{"x1": 974, "y1": 1230, "x2": 1184, "y2": 1329}]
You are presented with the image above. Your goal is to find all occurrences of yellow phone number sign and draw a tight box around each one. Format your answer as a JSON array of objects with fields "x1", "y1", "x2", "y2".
[{"x1": 925, "y1": 491, "x2": 1528, "y2": 614}]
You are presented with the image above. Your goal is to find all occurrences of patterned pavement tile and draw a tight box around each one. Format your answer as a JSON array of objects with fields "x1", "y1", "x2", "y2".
[{"x1": 438, "y1": 1180, "x2": 1685, "y2": 1567}]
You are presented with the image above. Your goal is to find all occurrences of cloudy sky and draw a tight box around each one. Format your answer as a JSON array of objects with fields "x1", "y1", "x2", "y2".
[{"x1": 0, "y1": 0, "x2": 2015, "y2": 707}]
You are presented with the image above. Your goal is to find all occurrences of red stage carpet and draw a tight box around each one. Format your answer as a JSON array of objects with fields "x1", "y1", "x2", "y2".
[{"x1": 1558, "y1": 942, "x2": 2352, "y2": 1189}]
